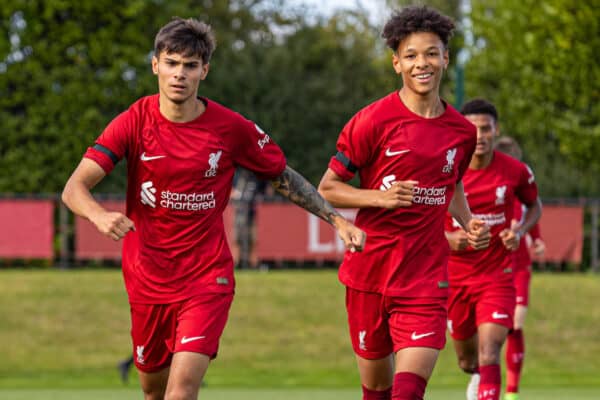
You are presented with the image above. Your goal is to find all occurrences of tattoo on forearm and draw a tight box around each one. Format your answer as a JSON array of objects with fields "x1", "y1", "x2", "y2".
[{"x1": 271, "y1": 166, "x2": 341, "y2": 225}]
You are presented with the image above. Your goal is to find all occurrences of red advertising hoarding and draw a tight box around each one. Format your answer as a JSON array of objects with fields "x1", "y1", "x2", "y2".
[
  {"x1": 0, "y1": 199, "x2": 54, "y2": 259},
  {"x1": 73, "y1": 201, "x2": 582, "y2": 265}
]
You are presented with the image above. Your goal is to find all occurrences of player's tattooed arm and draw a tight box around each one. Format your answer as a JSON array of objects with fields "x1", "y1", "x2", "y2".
[{"x1": 270, "y1": 166, "x2": 341, "y2": 225}]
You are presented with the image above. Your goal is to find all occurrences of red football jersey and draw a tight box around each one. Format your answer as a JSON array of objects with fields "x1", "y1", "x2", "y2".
[
  {"x1": 446, "y1": 151, "x2": 538, "y2": 284},
  {"x1": 512, "y1": 195, "x2": 542, "y2": 271},
  {"x1": 328, "y1": 92, "x2": 476, "y2": 297},
  {"x1": 84, "y1": 95, "x2": 286, "y2": 303}
]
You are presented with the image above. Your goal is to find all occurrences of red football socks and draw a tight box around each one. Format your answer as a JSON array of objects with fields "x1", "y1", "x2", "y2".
[
  {"x1": 391, "y1": 372, "x2": 426, "y2": 400},
  {"x1": 478, "y1": 364, "x2": 501, "y2": 400},
  {"x1": 362, "y1": 385, "x2": 391, "y2": 400},
  {"x1": 505, "y1": 328, "x2": 525, "y2": 393}
]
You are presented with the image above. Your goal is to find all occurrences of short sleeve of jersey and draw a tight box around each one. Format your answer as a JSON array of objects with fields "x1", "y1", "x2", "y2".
[
  {"x1": 328, "y1": 110, "x2": 375, "y2": 181},
  {"x1": 515, "y1": 162, "x2": 538, "y2": 207},
  {"x1": 83, "y1": 109, "x2": 135, "y2": 174},
  {"x1": 455, "y1": 124, "x2": 477, "y2": 183},
  {"x1": 232, "y1": 117, "x2": 286, "y2": 180}
]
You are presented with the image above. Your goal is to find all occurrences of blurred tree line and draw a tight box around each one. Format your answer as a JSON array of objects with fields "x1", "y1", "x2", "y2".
[{"x1": 0, "y1": 0, "x2": 598, "y2": 197}]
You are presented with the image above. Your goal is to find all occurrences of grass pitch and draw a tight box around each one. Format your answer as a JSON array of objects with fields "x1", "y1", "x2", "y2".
[
  {"x1": 1, "y1": 388, "x2": 599, "y2": 399},
  {"x1": 0, "y1": 268, "x2": 598, "y2": 392}
]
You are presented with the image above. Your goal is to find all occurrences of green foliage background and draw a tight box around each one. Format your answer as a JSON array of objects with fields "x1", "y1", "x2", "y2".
[{"x1": 0, "y1": 0, "x2": 598, "y2": 196}]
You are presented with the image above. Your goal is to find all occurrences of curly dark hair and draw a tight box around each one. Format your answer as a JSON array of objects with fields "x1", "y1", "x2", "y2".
[
  {"x1": 154, "y1": 17, "x2": 216, "y2": 64},
  {"x1": 382, "y1": 6, "x2": 455, "y2": 51},
  {"x1": 460, "y1": 98, "x2": 499, "y2": 122}
]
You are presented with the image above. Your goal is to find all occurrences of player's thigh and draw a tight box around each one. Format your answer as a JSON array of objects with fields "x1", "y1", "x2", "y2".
[
  {"x1": 130, "y1": 302, "x2": 178, "y2": 373},
  {"x1": 395, "y1": 347, "x2": 440, "y2": 380},
  {"x1": 138, "y1": 367, "x2": 169, "y2": 400},
  {"x1": 475, "y1": 283, "x2": 515, "y2": 331},
  {"x1": 514, "y1": 266, "x2": 532, "y2": 307},
  {"x1": 513, "y1": 304, "x2": 528, "y2": 329},
  {"x1": 355, "y1": 354, "x2": 394, "y2": 390},
  {"x1": 174, "y1": 293, "x2": 234, "y2": 359},
  {"x1": 477, "y1": 322, "x2": 509, "y2": 365},
  {"x1": 165, "y1": 351, "x2": 210, "y2": 400},
  {"x1": 447, "y1": 286, "x2": 477, "y2": 341},
  {"x1": 387, "y1": 298, "x2": 447, "y2": 379},
  {"x1": 345, "y1": 287, "x2": 394, "y2": 359},
  {"x1": 452, "y1": 335, "x2": 478, "y2": 372}
]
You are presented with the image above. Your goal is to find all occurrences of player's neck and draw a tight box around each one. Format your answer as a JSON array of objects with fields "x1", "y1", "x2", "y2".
[
  {"x1": 159, "y1": 95, "x2": 205, "y2": 123},
  {"x1": 470, "y1": 152, "x2": 494, "y2": 170},
  {"x1": 398, "y1": 88, "x2": 444, "y2": 118}
]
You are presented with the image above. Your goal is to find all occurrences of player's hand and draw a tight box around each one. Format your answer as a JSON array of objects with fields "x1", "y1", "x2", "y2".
[
  {"x1": 377, "y1": 180, "x2": 418, "y2": 209},
  {"x1": 532, "y1": 238, "x2": 546, "y2": 256},
  {"x1": 90, "y1": 211, "x2": 135, "y2": 241},
  {"x1": 445, "y1": 229, "x2": 469, "y2": 251},
  {"x1": 332, "y1": 217, "x2": 366, "y2": 253},
  {"x1": 499, "y1": 228, "x2": 520, "y2": 251},
  {"x1": 466, "y1": 219, "x2": 491, "y2": 250}
]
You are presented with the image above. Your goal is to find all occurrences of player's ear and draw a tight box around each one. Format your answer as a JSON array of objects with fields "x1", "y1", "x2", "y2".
[
  {"x1": 200, "y1": 63, "x2": 210, "y2": 80},
  {"x1": 443, "y1": 49, "x2": 449, "y2": 70},
  {"x1": 494, "y1": 121, "x2": 501, "y2": 137},
  {"x1": 152, "y1": 56, "x2": 159, "y2": 75},
  {"x1": 392, "y1": 51, "x2": 402, "y2": 75}
]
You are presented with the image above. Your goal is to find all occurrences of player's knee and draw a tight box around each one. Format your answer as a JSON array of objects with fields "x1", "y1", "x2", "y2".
[
  {"x1": 143, "y1": 389, "x2": 165, "y2": 400},
  {"x1": 478, "y1": 346, "x2": 501, "y2": 366},
  {"x1": 164, "y1": 386, "x2": 196, "y2": 400},
  {"x1": 457, "y1": 357, "x2": 477, "y2": 374}
]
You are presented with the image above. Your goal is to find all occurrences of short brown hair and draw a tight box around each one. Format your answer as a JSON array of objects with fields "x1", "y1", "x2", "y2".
[
  {"x1": 382, "y1": 6, "x2": 455, "y2": 51},
  {"x1": 495, "y1": 136, "x2": 523, "y2": 160},
  {"x1": 154, "y1": 17, "x2": 216, "y2": 64}
]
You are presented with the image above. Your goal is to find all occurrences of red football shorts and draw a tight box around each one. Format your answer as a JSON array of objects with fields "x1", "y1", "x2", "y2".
[
  {"x1": 130, "y1": 292, "x2": 234, "y2": 373},
  {"x1": 447, "y1": 282, "x2": 515, "y2": 340},
  {"x1": 513, "y1": 265, "x2": 532, "y2": 306},
  {"x1": 346, "y1": 287, "x2": 447, "y2": 359}
]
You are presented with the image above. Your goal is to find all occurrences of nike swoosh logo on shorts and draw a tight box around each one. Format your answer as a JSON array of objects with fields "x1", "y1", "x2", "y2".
[
  {"x1": 181, "y1": 335, "x2": 206, "y2": 344},
  {"x1": 140, "y1": 152, "x2": 166, "y2": 161},
  {"x1": 492, "y1": 311, "x2": 509, "y2": 319},
  {"x1": 411, "y1": 331, "x2": 435, "y2": 340},
  {"x1": 385, "y1": 148, "x2": 410, "y2": 157}
]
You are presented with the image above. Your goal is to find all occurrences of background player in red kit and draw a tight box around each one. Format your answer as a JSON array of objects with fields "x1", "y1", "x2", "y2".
[
  {"x1": 445, "y1": 99, "x2": 542, "y2": 400},
  {"x1": 61, "y1": 18, "x2": 365, "y2": 400},
  {"x1": 495, "y1": 136, "x2": 545, "y2": 400},
  {"x1": 318, "y1": 7, "x2": 490, "y2": 400}
]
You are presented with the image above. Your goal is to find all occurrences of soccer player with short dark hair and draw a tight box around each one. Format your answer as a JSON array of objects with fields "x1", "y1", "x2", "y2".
[
  {"x1": 445, "y1": 100, "x2": 542, "y2": 400},
  {"x1": 318, "y1": 6, "x2": 490, "y2": 400},
  {"x1": 495, "y1": 136, "x2": 545, "y2": 400},
  {"x1": 62, "y1": 17, "x2": 365, "y2": 400}
]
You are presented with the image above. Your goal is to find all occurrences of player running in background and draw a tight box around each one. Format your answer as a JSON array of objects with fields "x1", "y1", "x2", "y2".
[
  {"x1": 62, "y1": 17, "x2": 365, "y2": 400},
  {"x1": 445, "y1": 99, "x2": 542, "y2": 400},
  {"x1": 495, "y1": 136, "x2": 545, "y2": 400},
  {"x1": 318, "y1": 6, "x2": 490, "y2": 400}
]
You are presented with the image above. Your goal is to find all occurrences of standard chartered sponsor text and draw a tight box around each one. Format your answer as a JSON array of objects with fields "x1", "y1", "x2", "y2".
[
  {"x1": 412, "y1": 185, "x2": 447, "y2": 205},
  {"x1": 471, "y1": 212, "x2": 506, "y2": 226},
  {"x1": 160, "y1": 190, "x2": 216, "y2": 211}
]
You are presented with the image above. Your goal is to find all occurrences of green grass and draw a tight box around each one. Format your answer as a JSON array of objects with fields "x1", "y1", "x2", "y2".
[
  {"x1": 0, "y1": 269, "x2": 599, "y2": 391},
  {"x1": 1, "y1": 388, "x2": 599, "y2": 399}
]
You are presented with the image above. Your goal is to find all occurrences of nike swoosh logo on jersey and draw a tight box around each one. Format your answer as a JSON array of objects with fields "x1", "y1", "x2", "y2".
[
  {"x1": 411, "y1": 331, "x2": 435, "y2": 340},
  {"x1": 492, "y1": 311, "x2": 509, "y2": 319},
  {"x1": 140, "y1": 152, "x2": 166, "y2": 161},
  {"x1": 181, "y1": 335, "x2": 206, "y2": 344},
  {"x1": 385, "y1": 148, "x2": 411, "y2": 157}
]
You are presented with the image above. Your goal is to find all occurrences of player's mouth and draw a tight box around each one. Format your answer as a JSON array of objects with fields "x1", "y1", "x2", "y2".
[
  {"x1": 413, "y1": 72, "x2": 433, "y2": 83},
  {"x1": 171, "y1": 84, "x2": 187, "y2": 92}
]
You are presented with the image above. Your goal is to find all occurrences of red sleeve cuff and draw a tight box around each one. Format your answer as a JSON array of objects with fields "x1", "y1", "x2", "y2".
[
  {"x1": 84, "y1": 147, "x2": 116, "y2": 174},
  {"x1": 328, "y1": 156, "x2": 355, "y2": 182}
]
